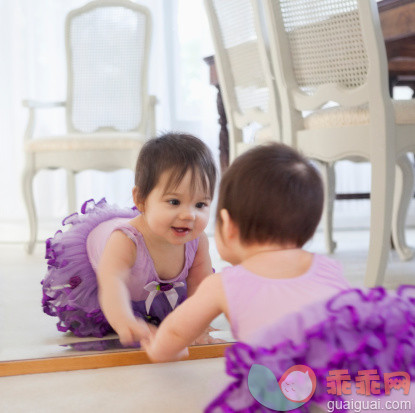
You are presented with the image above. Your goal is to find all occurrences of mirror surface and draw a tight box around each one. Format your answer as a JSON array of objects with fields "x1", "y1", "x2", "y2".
[{"x1": 0, "y1": 0, "x2": 232, "y2": 372}]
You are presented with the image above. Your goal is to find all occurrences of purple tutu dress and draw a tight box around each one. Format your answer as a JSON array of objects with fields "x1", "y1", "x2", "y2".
[
  {"x1": 42, "y1": 198, "x2": 199, "y2": 338},
  {"x1": 205, "y1": 286, "x2": 415, "y2": 412}
]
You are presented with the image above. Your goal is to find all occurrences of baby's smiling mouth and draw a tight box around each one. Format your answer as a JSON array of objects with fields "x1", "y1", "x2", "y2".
[{"x1": 171, "y1": 226, "x2": 191, "y2": 235}]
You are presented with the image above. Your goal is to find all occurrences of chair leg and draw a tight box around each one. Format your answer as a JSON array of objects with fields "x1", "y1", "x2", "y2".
[
  {"x1": 22, "y1": 163, "x2": 37, "y2": 254},
  {"x1": 392, "y1": 154, "x2": 415, "y2": 261},
  {"x1": 228, "y1": 126, "x2": 243, "y2": 165},
  {"x1": 364, "y1": 158, "x2": 395, "y2": 287},
  {"x1": 66, "y1": 170, "x2": 77, "y2": 213},
  {"x1": 320, "y1": 162, "x2": 337, "y2": 254}
]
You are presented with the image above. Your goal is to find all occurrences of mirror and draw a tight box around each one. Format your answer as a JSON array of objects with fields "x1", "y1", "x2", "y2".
[
  {"x1": 0, "y1": 0, "x2": 234, "y2": 377},
  {"x1": 0, "y1": 239, "x2": 234, "y2": 377}
]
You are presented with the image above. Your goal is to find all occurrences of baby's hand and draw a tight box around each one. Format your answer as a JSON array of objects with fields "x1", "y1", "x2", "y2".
[
  {"x1": 114, "y1": 317, "x2": 154, "y2": 347},
  {"x1": 141, "y1": 334, "x2": 189, "y2": 363},
  {"x1": 192, "y1": 325, "x2": 226, "y2": 345}
]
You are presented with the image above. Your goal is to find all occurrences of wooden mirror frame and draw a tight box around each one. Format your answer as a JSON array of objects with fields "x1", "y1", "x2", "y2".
[{"x1": 0, "y1": 343, "x2": 232, "y2": 377}]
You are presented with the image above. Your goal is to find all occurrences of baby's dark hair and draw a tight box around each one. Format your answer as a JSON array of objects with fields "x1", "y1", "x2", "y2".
[
  {"x1": 134, "y1": 132, "x2": 217, "y2": 201},
  {"x1": 216, "y1": 143, "x2": 324, "y2": 247}
]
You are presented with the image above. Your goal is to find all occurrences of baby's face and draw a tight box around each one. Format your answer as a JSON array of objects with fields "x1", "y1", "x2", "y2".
[{"x1": 140, "y1": 169, "x2": 211, "y2": 245}]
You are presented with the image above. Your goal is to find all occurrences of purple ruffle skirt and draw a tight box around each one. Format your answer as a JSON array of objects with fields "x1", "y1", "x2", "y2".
[
  {"x1": 205, "y1": 286, "x2": 415, "y2": 412},
  {"x1": 41, "y1": 198, "x2": 187, "y2": 338}
]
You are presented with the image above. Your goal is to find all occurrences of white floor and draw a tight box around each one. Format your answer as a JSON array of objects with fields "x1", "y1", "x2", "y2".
[{"x1": 1, "y1": 228, "x2": 415, "y2": 412}]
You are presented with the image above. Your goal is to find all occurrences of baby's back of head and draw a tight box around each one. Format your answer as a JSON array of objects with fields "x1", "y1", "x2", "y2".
[{"x1": 216, "y1": 143, "x2": 324, "y2": 247}]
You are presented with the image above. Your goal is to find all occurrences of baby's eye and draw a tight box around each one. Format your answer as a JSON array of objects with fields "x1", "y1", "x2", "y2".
[
  {"x1": 195, "y1": 202, "x2": 208, "y2": 209},
  {"x1": 168, "y1": 199, "x2": 180, "y2": 206}
]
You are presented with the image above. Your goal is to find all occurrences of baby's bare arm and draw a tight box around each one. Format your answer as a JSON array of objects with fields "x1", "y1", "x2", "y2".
[
  {"x1": 97, "y1": 231, "x2": 150, "y2": 346},
  {"x1": 186, "y1": 232, "x2": 213, "y2": 297},
  {"x1": 143, "y1": 274, "x2": 226, "y2": 362}
]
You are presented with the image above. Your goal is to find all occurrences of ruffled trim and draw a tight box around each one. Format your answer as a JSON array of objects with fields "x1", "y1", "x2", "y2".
[
  {"x1": 41, "y1": 198, "x2": 138, "y2": 337},
  {"x1": 205, "y1": 286, "x2": 415, "y2": 412}
]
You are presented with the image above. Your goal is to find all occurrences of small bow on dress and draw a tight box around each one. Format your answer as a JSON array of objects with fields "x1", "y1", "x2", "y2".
[{"x1": 143, "y1": 281, "x2": 185, "y2": 314}]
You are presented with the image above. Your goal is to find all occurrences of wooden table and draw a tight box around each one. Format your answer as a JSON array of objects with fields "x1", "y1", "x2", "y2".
[
  {"x1": 379, "y1": 0, "x2": 415, "y2": 94},
  {"x1": 203, "y1": 55, "x2": 229, "y2": 174}
]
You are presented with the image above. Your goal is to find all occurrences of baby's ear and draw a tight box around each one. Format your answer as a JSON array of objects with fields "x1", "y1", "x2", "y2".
[
  {"x1": 220, "y1": 209, "x2": 238, "y2": 240},
  {"x1": 132, "y1": 186, "x2": 145, "y2": 212}
]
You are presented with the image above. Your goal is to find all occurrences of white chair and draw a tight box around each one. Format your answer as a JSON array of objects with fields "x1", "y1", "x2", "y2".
[
  {"x1": 22, "y1": 0, "x2": 157, "y2": 254},
  {"x1": 204, "y1": 0, "x2": 281, "y2": 164},
  {"x1": 259, "y1": 0, "x2": 415, "y2": 287}
]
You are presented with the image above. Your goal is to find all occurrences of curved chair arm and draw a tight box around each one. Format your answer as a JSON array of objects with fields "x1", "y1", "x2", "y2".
[
  {"x1": 147, "y1": 95, "x2": 158, "y2": 137},
  {"x1": 22, "y1": 100, "x2": 66, "y2": 142}
]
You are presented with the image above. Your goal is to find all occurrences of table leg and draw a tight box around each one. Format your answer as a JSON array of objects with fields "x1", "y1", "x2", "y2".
[{"x1": 216, "y1": 85, "x2": 229, "y2": 173}]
